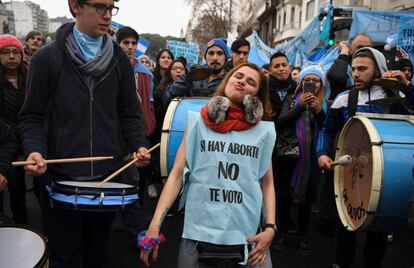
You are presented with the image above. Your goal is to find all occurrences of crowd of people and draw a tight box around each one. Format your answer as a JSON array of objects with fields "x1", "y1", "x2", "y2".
[{"x1": 0, "y1": 0, "x2": 414, "y2": 268}]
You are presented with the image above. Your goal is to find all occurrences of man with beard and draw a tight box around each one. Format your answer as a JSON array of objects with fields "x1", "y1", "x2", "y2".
[
  {"x1": 317, "y1": 47, "x2": 414, "y2": 268},
  {"x1": 23, "y1": 31, "x2": 45, "y2": 64},
  {"x1": 327, "y1": 34, "x2": 373, "y2": 100},
  {"x1": 165, "y1": 38, "x2": 228, "y2": 100}
]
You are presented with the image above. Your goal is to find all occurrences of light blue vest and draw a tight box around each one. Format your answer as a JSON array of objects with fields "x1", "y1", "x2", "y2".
[{"x1": 181, "y1": 112, "x2": 276, "y2": 245}]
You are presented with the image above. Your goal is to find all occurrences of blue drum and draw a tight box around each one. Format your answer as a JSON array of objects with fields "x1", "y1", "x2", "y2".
[
  {"x1": 161, "y1": 97, "x2": 209, "y2": 177},
  {"x1": 334, "y1": 113, "x2": 414, "y2": 231},
  {"x1": 47, "y1": 180, "x2": 139, "y2": 211}
]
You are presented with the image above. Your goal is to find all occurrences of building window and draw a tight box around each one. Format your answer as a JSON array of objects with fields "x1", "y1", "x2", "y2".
[
  {"x1": 350, "y1": 0, "x2": 364, "y2": 5},
  {"x1": 306, "y1": 0, "x2": 315, "y2": 21},
  {"x1": 283, "y1": 11, "x2": 286, "y2": 26},
  {"x1": 291, "y1": 6, "x2": 295, "y2": 23},
  {"x1": 299, "y1": 10, "x2": 302, "y2": 27}
]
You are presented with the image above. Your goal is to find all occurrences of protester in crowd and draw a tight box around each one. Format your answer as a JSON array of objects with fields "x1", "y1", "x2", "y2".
[
  {"x1": 152, "y1": 48, "x2": 174, "y2": 91},
  {"x1": 267, "y1": 51, "x2": 297, "y2": 249},
  {"x1": 225, "y1": 37, "x2": 250, "y2": 72},
  {"x1": 395, "y1": 58, "x2": 413, "y2": 82},
  {"x1": 140, "y1": 62, "x2": 276, "y2": 268},
  {"x1": 138, "y1": 54, "x2": 151, "y2": 69},
  {"x1": 261, "y1": 63, "x2": 270, "y2": 79},
  {"x1": 23, "y1": 30, "x2": 45, "y2": 65},
  {"x1": 164, "y1": 38, "x2": 228, "y2": 101},
  {"x1": 317, "y1": 47, "x2": 414, "y2": 268},
  {"x1": 19, "y1": 1, "x2": 150, "y2": 267},
  {"x1": 275, "y1": 65, "x2": 327, "y2": 256},
  {"x1": 0, "y1": 119, "x2": 17, "y2": 193},
  {"x1": 327, "y1": 33, "x2": 372, "y2": 100},
  {"x1": 115, "y1": 25, "x2": 156, "y2": 245},
  {"x1": 148, "y1": 58, "x2": 189, "y2": 198},
  {"x1": 0, "y1": 35, "x2": 28, "y2": 224},
  {"x1": 291, "y1": 66, "x2": 301, "y2": 82}
]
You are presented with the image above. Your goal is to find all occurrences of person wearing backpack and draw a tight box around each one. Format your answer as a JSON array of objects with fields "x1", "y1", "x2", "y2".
[
  {"x1": 316, "y1": 47, "x2": 414, "y2": 268},
  {"x1": 19, "y1": 1, "x2": 150, "y2": 267}
]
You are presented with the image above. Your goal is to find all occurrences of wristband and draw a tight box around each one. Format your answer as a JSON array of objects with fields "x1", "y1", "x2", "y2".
[{"x1": 137, "y1": 230, "x2": 166, "y2": 251}]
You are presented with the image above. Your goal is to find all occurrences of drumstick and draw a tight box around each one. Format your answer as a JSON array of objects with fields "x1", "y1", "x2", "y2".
[
  {"x1": 12, "y1": 156, "x2": 114, "y2": 167},
  {"x1": 332, "y1": 155, "x2": 352, "y2": 167},
  {"x1": 98, "y1": 143, "x2": 160, "y2": 186}
]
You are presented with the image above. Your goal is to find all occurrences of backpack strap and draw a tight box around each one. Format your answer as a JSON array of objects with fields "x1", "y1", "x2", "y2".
[
  {"x1": 348, "y1": 88, "x2": 358, "y2": 117},
  {"x1": 47, "y1": 41, "x2": 64, "y2": 95}
]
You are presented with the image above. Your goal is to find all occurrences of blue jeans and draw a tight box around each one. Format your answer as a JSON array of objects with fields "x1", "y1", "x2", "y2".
[{"x1": 177, "y1": 238, "x2": 272, "y2": 268}]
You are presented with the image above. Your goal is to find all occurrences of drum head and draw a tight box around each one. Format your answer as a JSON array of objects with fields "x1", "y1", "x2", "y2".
[
  {"x1": 57, "y1": 181, "x2": 134, "y2": 189},
  {"x1": 0, "y1": 225, "x2": 47, "y2": 268},
  {"x1": 334, "y1": 116, "x2": 382, "y2": 231}
]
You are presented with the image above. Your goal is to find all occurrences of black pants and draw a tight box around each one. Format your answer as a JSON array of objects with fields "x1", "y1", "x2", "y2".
[
  {"x1": 39, "y1": 181, "x2": 114, "y2": 268},
  {"x1": 6, "y1": 166, "x2": 27, "y2": 224},
  {"x1": 274, "y1": 156, "x2": 312, "y2": 236},
  {"x1": 335, "y1": 221, "x2": 388, "y2": 268}
]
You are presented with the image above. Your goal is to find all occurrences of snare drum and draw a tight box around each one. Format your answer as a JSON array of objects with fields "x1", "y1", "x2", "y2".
[
  {"x1": 160, "y1": 97, "x2": 209, "y2": 176},
  {"x1": 47, "y1": 180, "x2": 139, "y2": 211},
  {"x1": 0, "y1": 225, "x2": 48, "y2": 268},
  {"x1": 334, "y1": 113, "x2": 414, "y2": 231}
]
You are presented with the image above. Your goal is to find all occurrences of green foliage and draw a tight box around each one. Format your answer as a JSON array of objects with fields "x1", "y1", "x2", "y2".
[{"x1": 141, "y1": 33, "x2": 183, "y2": 60}]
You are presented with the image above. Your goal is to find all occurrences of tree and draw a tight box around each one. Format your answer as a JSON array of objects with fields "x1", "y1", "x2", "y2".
[
  {"x1": 185, "y1": 0, "x2": 230, "y2": 46},
  {"x1": 141, "y1": 33, "x2": 182, "y2": 61}
]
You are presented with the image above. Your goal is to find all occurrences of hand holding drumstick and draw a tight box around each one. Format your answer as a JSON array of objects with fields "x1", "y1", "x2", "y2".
[{"x1": 99, "y1": 143, "x2": 160, "y2": 186}]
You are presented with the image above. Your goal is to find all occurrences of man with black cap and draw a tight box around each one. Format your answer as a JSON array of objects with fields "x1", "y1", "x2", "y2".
[
  {"x1": 225, "y1": 37, "x2": 250, "y2": 72},
  {"x1": 165, "y1": 38, "x2": 228, "y2": 100}
]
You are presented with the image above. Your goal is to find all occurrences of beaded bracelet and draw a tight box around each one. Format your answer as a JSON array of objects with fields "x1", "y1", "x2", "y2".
[{"x1": 137, "y1": 230, "x2": 166, "y2": 251}]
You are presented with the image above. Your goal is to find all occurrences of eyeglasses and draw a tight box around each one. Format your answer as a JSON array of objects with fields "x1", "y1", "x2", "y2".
[
  {"x1": 303, "y1": 78, "x2": 321, "y2": 83},
  {"x1": 83, "y1": 2, "x2": 119, "y2": 16},
  {"x1": 235, "y1": 50, "x2": 249, "y2": 56},
  {"x1": 0, "y1": 49, "x2": 21, "y2": 56},
  {"x1": 171, "y1": 66, "x2": 185, "y2": 71}
]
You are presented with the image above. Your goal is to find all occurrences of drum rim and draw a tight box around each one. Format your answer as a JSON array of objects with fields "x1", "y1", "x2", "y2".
[
  {"x1": 160, "y1": 97, "x2": 211, "y2": 177},
  {"x1": 160, "y1": 98, "x2": 180, "y2": 177},
  {"x1": 50, "y1": 180, "x2": 138, "y2": 195},
  {"x1": 334, "y1": 116, "x2": 384, "y2": 231},
  {"x1": 0, "y1": 224, "x2": 48, "y2": 268}
]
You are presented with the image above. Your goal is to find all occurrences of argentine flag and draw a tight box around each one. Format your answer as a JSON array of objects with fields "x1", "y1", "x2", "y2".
[{"x1": 135, "y1": 37, "x2": 150, "y2": 57}]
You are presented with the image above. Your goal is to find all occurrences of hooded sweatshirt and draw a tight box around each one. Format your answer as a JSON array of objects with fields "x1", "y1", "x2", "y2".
[{"x1": 316, "y1": 47, "x2": 414, "y2": 157}]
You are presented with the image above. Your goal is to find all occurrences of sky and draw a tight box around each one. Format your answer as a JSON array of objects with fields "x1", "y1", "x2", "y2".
[{"x1": 28, "y1": 0, "x2": 192, "y2": 37}]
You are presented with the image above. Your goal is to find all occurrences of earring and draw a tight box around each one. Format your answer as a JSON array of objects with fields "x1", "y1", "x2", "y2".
[
  {"x1": 207, "y1": 96, "x2": 230, "y2": 124},
  {"x1": 243, "y1": 95, "x2": 263, "y2": 123}
]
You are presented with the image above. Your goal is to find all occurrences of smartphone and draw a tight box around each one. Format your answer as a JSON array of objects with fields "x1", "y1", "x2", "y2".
[{"x1": 304, "y1": 82, "x2": 315, "y2": 94}]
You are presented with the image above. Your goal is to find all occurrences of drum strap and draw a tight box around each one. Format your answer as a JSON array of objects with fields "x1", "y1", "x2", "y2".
[{"x1": 348, "y1": 88, "x2": 358, "y2": 117}]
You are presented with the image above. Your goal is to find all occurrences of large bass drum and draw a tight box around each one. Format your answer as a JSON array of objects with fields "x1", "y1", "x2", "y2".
[
  {"x1": 334, "y1": 113, "x2": 414, "y2": 231},
  {"x1": 160, "y1": 97, "x2": 209, "y2": 177}
]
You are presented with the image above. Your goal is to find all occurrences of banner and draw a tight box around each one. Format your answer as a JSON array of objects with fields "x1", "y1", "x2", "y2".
[
  {"x1": 166, "y1": 40, "x2": 199, "y2": 67},
  {"x1": 398, "y1": 15, "x2": 414, "y2": 61},
  {"x1": 349, "y1": 10, "x2": 414, "y2": 42}
]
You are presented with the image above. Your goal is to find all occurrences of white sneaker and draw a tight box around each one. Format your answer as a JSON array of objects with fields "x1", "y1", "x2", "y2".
[{"x1": 147, "y1": 184, "x2": 158, "y2": 198}]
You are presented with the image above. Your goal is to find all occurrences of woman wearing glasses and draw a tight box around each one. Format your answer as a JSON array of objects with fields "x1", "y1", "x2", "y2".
[{"x1": 275, "y1": 65, "x2": 327, "y2": 256}]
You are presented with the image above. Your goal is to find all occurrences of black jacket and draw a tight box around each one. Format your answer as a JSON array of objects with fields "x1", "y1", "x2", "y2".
[
  {"x1": 0, "y1": 119, "x2": 17, "y2": 179},
  {"x1": 19, "y1": 23, "x2": 148, "y2": 179},
  {"x1": 326, "y1": 53, "x2": 351, "y2": 100},
  {"x1": 268, "y1": 75, "x2": 297, "y2": 133}
]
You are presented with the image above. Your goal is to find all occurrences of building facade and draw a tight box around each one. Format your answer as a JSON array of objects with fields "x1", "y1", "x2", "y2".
[{"x1": 5, "y1": 0, "x2": 48, "y2": 38}]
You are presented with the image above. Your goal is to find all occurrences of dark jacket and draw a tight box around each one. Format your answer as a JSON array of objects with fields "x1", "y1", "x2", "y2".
[
  {"x1": 326, "y1": 53, "x2": 351, "y2": 100},
  {"x1": 0, "y1": 119, "x2": 18, "y2": 179},
  {"x1": 268, "y1": 75, "x2": 297, "y2": 133},
  {"x1": 19, "y1": 23, "x2": 148, "y2": 179},
  {"x1": 164, "y1": 73, "x2": 225, "y2": 103}
]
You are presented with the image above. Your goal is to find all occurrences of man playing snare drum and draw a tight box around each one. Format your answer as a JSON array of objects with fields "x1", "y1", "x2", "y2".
[
  {"x1": 316, "y1": 47, "x2": 414, "y2": 267},
  {"x1": 19, "y1": 1, "x2": 150, "y2": 267}
]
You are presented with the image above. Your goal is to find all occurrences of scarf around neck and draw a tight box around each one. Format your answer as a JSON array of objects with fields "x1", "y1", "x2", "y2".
[{"x1": 200, "y1": 104, "x2": 257, "y2": 133}]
